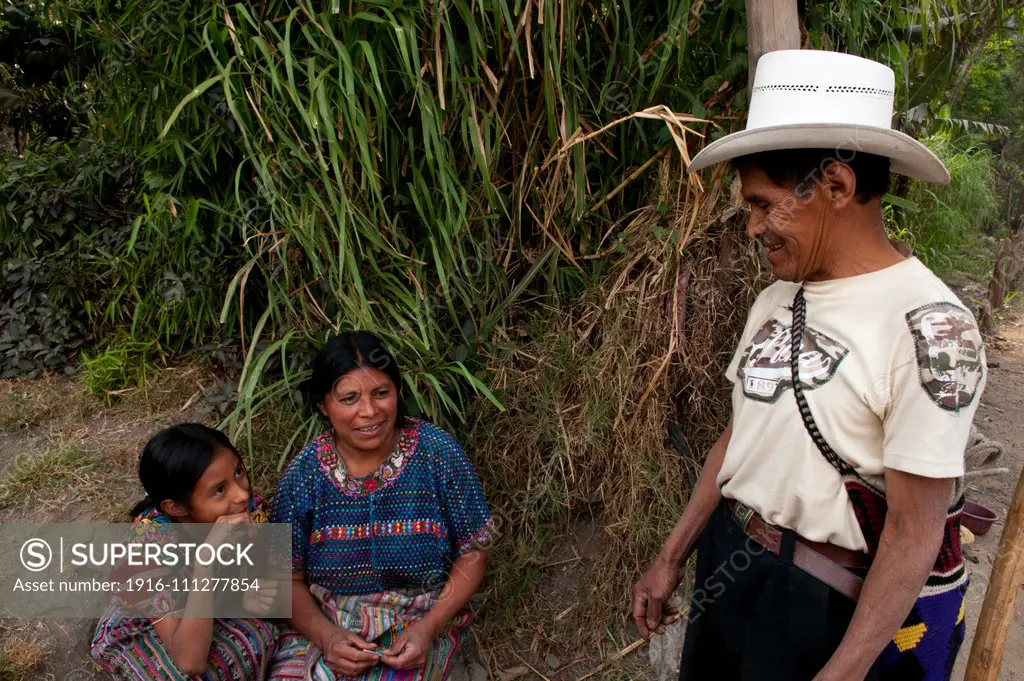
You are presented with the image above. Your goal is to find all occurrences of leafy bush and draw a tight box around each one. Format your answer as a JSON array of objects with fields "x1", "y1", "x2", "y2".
[
  {"x1": 0, "y1": 138, "x2": 249, "y2": 375},
  {"x1": 0, "y1": 257, "x2": 86, "y2": 378},
  {"x1": 0, "y1": 140, "x2": 132, "y2": 376},
  {"x1": 901, "y1": 132, "x2": 1003, "y2": 279}
]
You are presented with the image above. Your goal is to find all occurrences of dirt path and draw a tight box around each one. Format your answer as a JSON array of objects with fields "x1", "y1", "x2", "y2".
[{"x1": 952, "y1": 297, "x2": 1024, "y2": 681}]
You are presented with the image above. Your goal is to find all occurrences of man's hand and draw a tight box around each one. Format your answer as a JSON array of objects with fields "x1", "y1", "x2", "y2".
[
  {"x1": 322, "y1": 628, "x2": 380, "y2": 677},
  {"x1": 632, "y1": 556, "x2": 682, "y2": 639},
  {"x1": 632, "y1": 421, "x2": 733, "y2": 640},
  {"x1": 381, "y1": 620, "x2": 435, "y2": 670}
]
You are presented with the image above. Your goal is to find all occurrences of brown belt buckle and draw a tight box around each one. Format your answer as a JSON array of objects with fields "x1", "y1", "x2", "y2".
[{"x1": 731, "y1": 500, "x2": 755, "y2": 533}]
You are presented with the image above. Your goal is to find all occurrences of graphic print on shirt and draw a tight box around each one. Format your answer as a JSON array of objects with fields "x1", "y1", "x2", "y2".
[
  {"x1": 737, "y1": 316, "x2": 849, "y2": 403},
  {"x1": 906, "y1": 302, "x2": 984, "y2": 412}
]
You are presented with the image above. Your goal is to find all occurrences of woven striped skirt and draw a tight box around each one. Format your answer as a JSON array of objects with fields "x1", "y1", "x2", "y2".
[
  {"x1": 90, "y1": 606, "x2": 278, "y2": 680},
  {"x1": 269, "y1": 584, "x2": 471, "y2": 681}
]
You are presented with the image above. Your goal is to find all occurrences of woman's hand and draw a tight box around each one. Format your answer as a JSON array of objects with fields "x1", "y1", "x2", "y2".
[
  {"x1": 321, "y1": 628, "x2": 380, "y2": 677},
  {"x1": 381, "y1": 621, "x2": 434, "y2": 670}
]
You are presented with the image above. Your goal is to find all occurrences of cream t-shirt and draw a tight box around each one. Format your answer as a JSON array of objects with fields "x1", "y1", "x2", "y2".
[{"x1": 718, "y1": 257, "x2": 986, "y2": 551}]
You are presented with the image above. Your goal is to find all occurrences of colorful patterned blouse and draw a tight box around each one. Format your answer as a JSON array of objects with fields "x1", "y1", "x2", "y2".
[
  {"x1": 107, "y1": 494, "x2": 268, "y2": 618},
  {"x1": 270, "y1": 418, "x2": 495, "y2": 595}
]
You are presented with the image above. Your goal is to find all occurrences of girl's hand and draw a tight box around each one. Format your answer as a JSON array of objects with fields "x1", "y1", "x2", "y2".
[
  {"x1": 206, "y1": 512, "x2": 251, "y2": 546},
  {"x1": 216, "y1": 512, "x2": 252, "y2": 524},
  {"x1": 322, "y1": 628, "x2": 380, "y2": 677},
  {"x1": 242, "y1": 580, "x2": 277, "y2": 616},
  {"x1": 381, "y1": 621, "x2": 434, "y2": 670}
]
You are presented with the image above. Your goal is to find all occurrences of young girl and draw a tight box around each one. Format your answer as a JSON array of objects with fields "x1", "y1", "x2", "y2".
[{"x1": 90, "y1": 424, "x2": 278, "y2": 681}]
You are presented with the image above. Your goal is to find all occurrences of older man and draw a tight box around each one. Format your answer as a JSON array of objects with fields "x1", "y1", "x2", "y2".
[{"x1": 633, "y1": 50, "x2": 985, "y2": 681}]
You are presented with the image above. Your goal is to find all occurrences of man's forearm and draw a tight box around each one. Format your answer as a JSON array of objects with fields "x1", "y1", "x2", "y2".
[
  {"x1": 818, "y1": 524, "x2": 938, "y2": 679},
  {"x1": 658, "y1": 421, "x2": 732, "y2": 567},
  {"x1": 817, "y1": 471, "x2": 951, "y2": 681}
]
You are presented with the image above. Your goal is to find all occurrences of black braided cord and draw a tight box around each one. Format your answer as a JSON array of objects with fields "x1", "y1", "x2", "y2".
[{"x1": 790, "y1": 288, "x2": 884, "y2": 493}]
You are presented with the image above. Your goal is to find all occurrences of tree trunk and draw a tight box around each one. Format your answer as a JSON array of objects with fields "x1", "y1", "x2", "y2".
[{"x1": 745, "y1": 0, "x2": 801, "y2": 92}]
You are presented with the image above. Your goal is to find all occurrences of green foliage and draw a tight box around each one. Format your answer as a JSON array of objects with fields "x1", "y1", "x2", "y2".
[
  {"x1": 185, "y1": 0, "x2": 754, "y2": 453},
  {"x1": 900, "y1": 132, "x2": 1003, "y2": 278},
  {"x1": 951, "y1": 11, "x2": 1024, "y2": 221},
  {"x1": 955, "y1": 32, "x2": 1022, "y2": 125},
  {"x1": 0, "y1": 140, "x2": 131, "y2": 377},
  {"x1": 81, "y1": 337, "x2": 158, "y2": 401},
  {"x1": 0, "y1": 3, "x2": 95, "y2": 144}
]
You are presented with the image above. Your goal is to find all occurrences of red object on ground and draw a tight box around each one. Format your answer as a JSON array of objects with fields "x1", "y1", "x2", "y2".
[{"x1": 963, "y1": 501, "x2": 998, "y2": 536}]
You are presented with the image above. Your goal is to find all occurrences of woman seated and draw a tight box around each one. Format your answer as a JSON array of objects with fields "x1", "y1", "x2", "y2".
[{"x1": 269, "y1": 331, "x2": 495, "y2": 681}]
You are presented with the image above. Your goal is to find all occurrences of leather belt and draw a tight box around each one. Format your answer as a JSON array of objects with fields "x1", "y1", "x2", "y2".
[{"x1": 726, "y1": 498, "x2": 870, "y2": 601}]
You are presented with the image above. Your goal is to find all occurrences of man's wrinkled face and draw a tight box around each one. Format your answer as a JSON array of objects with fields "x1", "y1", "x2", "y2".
[{"x1": 737, "y1": 164, "x2": 832, "y2": 282}]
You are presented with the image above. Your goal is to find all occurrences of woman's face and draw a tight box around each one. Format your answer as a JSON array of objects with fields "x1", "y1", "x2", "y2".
[
  {"x1": 319, "y1": 366, "x2": 399, "y2": 455},
  {"x1": 177, "y1": 447, "x2": 251, "y2": 523}
]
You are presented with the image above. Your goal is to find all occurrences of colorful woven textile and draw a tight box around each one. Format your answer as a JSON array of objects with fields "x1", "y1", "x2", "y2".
[
  {"x1": 90, "y1": 495, "x2": 277, "y2": 680},
  {"x1": 269, "y1": 585, "x2": 470, "y2": 681},
  {"x1": 842, "y1": 475, "x2": 966, "y2": 597},
  {"x1": 269, "y1": 419, "x2": 495, "y2": 595},
  {"x1": 875, "y1": 582, "x2": 968, "y2": 681},
  {"x1": 91, "y1": 613, "x2": 277, "y2": 681}
]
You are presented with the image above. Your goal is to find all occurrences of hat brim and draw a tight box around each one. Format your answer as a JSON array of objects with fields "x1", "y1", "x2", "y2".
[{"x1": 687, "y1": 123, "x2": 949, "y2": 184}]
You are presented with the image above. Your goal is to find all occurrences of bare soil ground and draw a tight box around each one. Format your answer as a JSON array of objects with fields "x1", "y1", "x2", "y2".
[
  {"x1": 951, "y1": 295, "x2": 1024, "y2": 681},
  {"x1": 1, "y1": 300, "x2": 1023, "y2": 681},
  {"x1": 0, "y1": 367, "x2": 236, "y2": 681}
]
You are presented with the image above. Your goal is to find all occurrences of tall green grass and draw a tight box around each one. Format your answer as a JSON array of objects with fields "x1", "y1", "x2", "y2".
[
  {"x1": 177, "y1": 0, "x2": 963, "y2": 462},
  {"x1": 901, "y1": 132, "x2": 1003, "y2": 279},
  {"x1": 188, "y1": 0, "x2": 747, "y2": 461}
]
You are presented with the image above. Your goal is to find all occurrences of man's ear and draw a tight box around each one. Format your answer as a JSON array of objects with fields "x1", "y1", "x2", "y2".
[
  {"x1": 160, "y1": 499, "x2": 189, "y2": 519},
  {"x1": 822, "y1": 160, "x2": 858, "y2": 209}
]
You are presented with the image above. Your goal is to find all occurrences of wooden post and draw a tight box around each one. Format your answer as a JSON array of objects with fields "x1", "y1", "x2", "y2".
[
  {"x1": 965, "y1": 467, "x2": 1024, "y2": 681},
  {"x1": 745, "y1": 0, "x2": 801, "y2": 91}
]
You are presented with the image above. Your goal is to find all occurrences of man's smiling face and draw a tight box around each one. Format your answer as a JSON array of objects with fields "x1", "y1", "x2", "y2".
[{"x1": 737, "y1": 163, "x2": 833, "y2": 282}]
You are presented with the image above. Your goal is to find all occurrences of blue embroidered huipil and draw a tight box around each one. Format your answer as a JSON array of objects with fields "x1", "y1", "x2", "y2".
[{"x1": 270, "y1": 418, "x2": 495, "y2": 594}]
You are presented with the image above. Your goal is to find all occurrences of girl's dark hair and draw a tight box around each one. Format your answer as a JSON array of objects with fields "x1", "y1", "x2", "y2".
[
  {"x1": 301, "y1": 331, "x2": 408, "y2": 425},
  {"x1": 734, "y1": 148, "x2": 891, "y2": 204},
  {"x1": 129, "y1": 424, "x2": 241, "y2": 518}
]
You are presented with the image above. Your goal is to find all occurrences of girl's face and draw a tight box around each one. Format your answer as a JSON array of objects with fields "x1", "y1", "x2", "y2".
[
  {"x1": 319, "y1": 366, "x2": 399, "y2": 455},
  {"x1": 180, "y1": 447, "x2": 251, "y2": 523}
]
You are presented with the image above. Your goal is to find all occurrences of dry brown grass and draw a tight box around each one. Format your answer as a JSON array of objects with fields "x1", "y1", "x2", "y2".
[
  {"x1": 0, "y1": 363, "x2": 228, "y2": 523},
  {"x1": 0, "y1": 375, "x2": 99, "y2": 434},
  {"x1": 471, "y1": 160, "x2": 767, "y2": 654},
  {"x1": 0, "y1": 635, "x2": 45, "y2": 681}
]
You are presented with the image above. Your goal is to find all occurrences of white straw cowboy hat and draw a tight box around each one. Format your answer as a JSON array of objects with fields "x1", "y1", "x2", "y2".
[{"x1": 688, "y1": 50, "x2": 950, "y2": 184}]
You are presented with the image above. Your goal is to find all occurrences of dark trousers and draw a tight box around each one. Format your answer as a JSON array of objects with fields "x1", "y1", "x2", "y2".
[{"x1": 679, "y1": 500, "x2": 880, "y2": 681}]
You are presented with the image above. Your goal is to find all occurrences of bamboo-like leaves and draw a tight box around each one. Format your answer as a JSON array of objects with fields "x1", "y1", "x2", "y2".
[{"x1": 124, "y1": 0, "x2": 956, "y2": 452}]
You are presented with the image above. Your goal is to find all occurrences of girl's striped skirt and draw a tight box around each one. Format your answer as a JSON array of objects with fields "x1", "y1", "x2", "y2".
[{"x1": 90, "y1": 606, "x2": 278, "y2": 680}]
